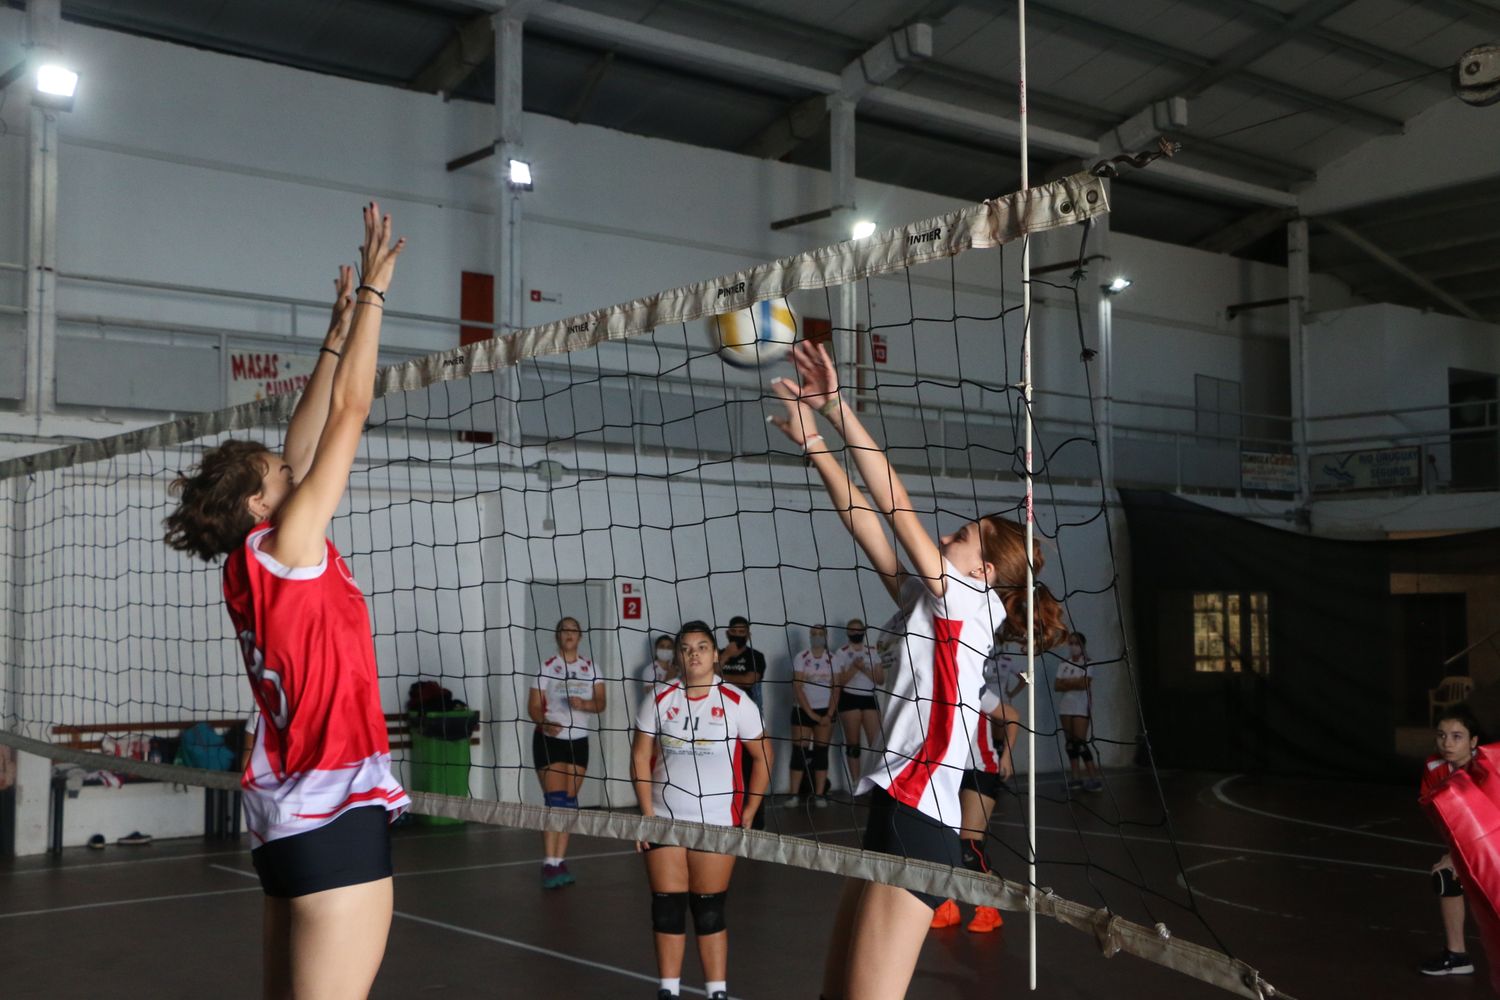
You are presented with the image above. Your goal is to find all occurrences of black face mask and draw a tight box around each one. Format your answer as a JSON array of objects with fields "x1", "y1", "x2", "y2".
[{"x1": 848, "y1": 632, "x2": 866, "y2": 644}]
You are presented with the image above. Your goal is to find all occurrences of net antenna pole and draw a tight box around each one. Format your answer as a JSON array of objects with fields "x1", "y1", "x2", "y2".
[{"x1": 1017, "y1": 0, "x2": 1038, "y2": 991}]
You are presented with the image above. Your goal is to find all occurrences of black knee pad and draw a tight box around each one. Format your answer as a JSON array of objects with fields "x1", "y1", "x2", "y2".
[
  {"x1": 690, "y1": 891, "x2": 728, "y2": 935},
  {"x1": 811, "y1": 744, "x2": 830, "y2": 771},
  {"x1": 1077, "y1": 742, "x2": 1094, "y2": 763},
  {"x1": 1065, "y1": 740, "x2": 1082, "y2": 761},
  {"x1": 961, "y1": 837, "x2": 991, "y2": 875},
  {"x1": 651, "y1": 891, "x2": 688, "y2": 935},
  {"x1": 845, "y1": 742, "x2": 862, "y2": 760}
]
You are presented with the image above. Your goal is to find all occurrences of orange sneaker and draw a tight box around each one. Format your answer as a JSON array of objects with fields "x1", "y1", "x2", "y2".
[
  {"x1": 967, "y1": 906, "x2": 1003, "y2": 933},
  {"x1": 930, "y1": 899, "x2": 961, "y2": 929}
]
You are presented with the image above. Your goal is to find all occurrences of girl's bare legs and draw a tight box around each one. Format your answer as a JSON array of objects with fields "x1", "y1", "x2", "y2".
[
  {"x1": 813, "y1": 718, "x2": 833, "y2": 796},
  {"x1": 843, "y1": 883, "x2": 934, "y2": 1000},
  {"x1": 287, "y1": 878, "x2": 393, "y2": 1000},
  {"x1": 841, "y1": 711, "x2": 863, "y2": 785},
  {"x1": 821, "y1": 879, "x2": 867, "y2": 999},
  {"x1": 645, "y1": 847, "x2": 690, "y2": 982},
  {"x1": 787, "y1": 722, "x2": 811, "y2": 798},
  {"x1": 1443, "y1": 894, "x2": 1468, "y2": 953},
  {"x1": 687, "y1": 850, "x2": 737, "y2": 982}
]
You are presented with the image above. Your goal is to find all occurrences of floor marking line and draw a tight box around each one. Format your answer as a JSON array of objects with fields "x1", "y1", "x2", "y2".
[
  {"x1": 1210, "y1": 774, "x2": 1437, "y2": 847},
  {"x1": 0, "y1": 885, "x2": 261, "y2": 919}
]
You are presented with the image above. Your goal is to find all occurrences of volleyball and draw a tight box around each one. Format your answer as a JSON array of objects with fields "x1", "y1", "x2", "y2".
[{"x1": 709, "y1": 299, "x2": 798, "y2": 368}]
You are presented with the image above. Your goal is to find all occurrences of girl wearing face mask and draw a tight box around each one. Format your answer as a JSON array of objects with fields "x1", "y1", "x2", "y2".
[
  {"x1": 833, "y1": 618, "x2": 884, "y2": 787},
  {"x1": 1419, "y1": 707, "x2": 1483, "y2": 978},
  {"x1": 1055, "y1": 631, "x2": 1102, "y2": 793},
  {"x1": 529, "y1": 615, "x2": 606, "y2": 889},
  {"x1": 767, "y1": 341, "x2": 1067, "y2": 1000},
  {"x1": 638, "y1": 634, "x2": 679, "y2": 702},
  {"x1": 787, "y1": 625, "x2": 838, "y2": 808}
]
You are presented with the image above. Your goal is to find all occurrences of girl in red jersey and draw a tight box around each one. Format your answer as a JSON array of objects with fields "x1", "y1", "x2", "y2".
[
  {"x1": 632, "y1": 621, "x2": 772, "y2": 1000},
  {"x1": 165, "y1": 204, "x2": 408, "y2": 999},
  {"x1": 1419, "y1": 705, "x2": 1482, "y2": 978},
  {"x1": 767, "y1": 341, "x2": 1067, "y2": 1000}
]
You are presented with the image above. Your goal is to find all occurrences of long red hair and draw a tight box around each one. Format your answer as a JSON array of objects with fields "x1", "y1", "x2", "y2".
[{"x1": 978, "y1": 514, "x2": 1069, "y2": 651}]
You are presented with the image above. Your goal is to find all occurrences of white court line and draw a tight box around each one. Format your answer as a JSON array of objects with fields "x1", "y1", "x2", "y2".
[
  {"x1": 209, "y1": 862, "x2": 734, "y2": 997},
  {"x1": 1210, "y1": 774, "x2": 1438, "y2": 847},
  {"x1": 0, "y1": 885, "x2": 261, "y2": 920},
  {"x1": 1, "y1": 848, "x2": 248, "y2": 877},
  {"x1": 993, "y1": 819, "x2": 1431, "y2": 874},
  {"x1": 1174, "y1": 858, "x2": 1306, "y2": 920}
]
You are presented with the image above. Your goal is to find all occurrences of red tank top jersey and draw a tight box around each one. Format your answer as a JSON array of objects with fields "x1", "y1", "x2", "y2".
[{"x1": 223, "y1": 525, "x2": 409, "y2": 845}]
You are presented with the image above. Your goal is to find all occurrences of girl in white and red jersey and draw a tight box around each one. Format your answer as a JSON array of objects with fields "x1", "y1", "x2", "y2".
[
  {"x1": 529, "y1": 615, "x2": 606, "y2": 889},
  {"x1": 164, "y1": 204, "x2": 408, "y2": 998},
  {"x1": 767, "y1": 341, "x2": 1067, "y2": 1000},
  {"x1": 632, "y1": 621, "x2": 771, "y2": 1000},
  {"x1": 1419, "y1": 705, "x2": 1483, "y2": 978},
  {"x1": 1056, "y1": 631, "x2": 1103, "y2": 793},
  {"x1": 932, "y1": 631, "x2": 1028, "y2": 934},
  {"x1": 787, "y1": 624, "x2": 838, "y2": 807},
  {"x1": 833, "y1": 617, "x2": 884, "y2": 786}
]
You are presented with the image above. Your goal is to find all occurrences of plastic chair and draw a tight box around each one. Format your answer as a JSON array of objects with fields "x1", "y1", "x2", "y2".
[{"x1": 1431, "y1": 676, "x2": 1475, "y2": 725}]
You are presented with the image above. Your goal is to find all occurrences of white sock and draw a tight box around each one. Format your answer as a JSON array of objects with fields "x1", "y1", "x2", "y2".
[
  {"x1": 544, "y1": 856, "x2": 563, "y2": 867},
  {"x1": 706, "y1": 980, "x2": 727, "y2": 996},
  {"x1": 659, "y1": 977, "x2": 681, "y2": 995}
]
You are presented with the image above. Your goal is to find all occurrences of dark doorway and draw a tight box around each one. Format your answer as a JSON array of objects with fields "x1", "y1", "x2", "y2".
[
  {"x1": 1394, "y1": 592, "x2": 1468, "y2": 727},
  {"x1": 1449, "y1": 369, "x2": 1498, "y2": 490}
]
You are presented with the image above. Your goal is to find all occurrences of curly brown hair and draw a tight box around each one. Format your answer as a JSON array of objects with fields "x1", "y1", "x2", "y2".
[
  {"x1": 163, "y1": 440, "x2": 272, "y2": 561},
  {"x1": 979, "y1": 514, "x2": 1070, "y2": 651}
]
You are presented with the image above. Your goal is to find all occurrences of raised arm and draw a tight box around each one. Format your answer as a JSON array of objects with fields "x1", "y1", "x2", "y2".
[
  {"x1": 265, "y1": 204, "x2": 405, "y2": 568},
  {"x1": 282, "y1": 266, "x2": 355, "y2": 482},
  {"x1": 768, "y1": 376, "x2": 906, "y2": 602},
  {"x1": 789, "y1": 342, "x2": 945, "y2": 595}
]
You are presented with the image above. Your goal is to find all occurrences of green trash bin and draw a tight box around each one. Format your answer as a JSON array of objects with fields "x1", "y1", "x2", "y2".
[{"x1": 407, "y1": 709, "x2": 480, "y2": 826}]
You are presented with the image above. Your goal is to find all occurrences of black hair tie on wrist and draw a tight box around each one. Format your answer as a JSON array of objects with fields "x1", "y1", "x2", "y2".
[
  {"x1": 320, "y1": 347, "x2": 342, "y2": 360},
  {"x1": 356, "y1": 284, "x2": 386, "y2": 301}
]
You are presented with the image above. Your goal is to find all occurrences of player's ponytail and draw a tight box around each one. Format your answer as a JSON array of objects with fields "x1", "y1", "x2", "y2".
[
  {"x1": 163, "y1": 440, "x2": 273, "y2": 561},
  {"x1": 978, "y1": 513, "x2": 1070, "y2": 652}
]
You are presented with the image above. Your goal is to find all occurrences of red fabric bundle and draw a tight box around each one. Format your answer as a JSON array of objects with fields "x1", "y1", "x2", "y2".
[{"x1": 1422, "y1": 744, "x2": 1500, "y2": 991}]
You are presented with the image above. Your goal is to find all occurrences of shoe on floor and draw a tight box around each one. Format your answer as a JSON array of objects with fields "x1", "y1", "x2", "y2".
[
  {"x1": 656, "y1": 991, "x2": 679, "y2": 1000},
  {"x1": 117, "y1": 831, "x2": 152, "y2": 846},
  {"x1": 86, "y1": 834, "x2": 106, "y2": 850},
  {"x1": 1084, "y1": 778, "x2": 1105, "y2": 792},
  {"x1": 930, "y1": 898, "x2": 960, "y2": 929},
  {"x1": 813, "y1": 794, "x2": 829, "y2": 809},
  {"x1": 541, "y1": 863, "x2": 566, "y2": 889},
  {"x1": 1420, "y1": 950, "x2": 1474, "y2": 975},
  {"x1": 707, "y1": 993, "x2": 728, "y2": 1000},
  {"x1": 555, "y1": 861, "x2": 575, "y2": 887},
  {"x1": 1066, "y1": 779, "x2": 1084, "y2": 792},
  {"x1": 967, "y1": 906, "x2": 1003, "y2": 933},
  {"x1": 783, "y1": 795, "x2": 801, "y2": 808}
]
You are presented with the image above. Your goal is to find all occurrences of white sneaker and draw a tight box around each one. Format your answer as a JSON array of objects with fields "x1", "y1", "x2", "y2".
[
  {"x1": 783, "y1": 795, "x2": 801, "y2": 808},
  {"x1": 813, "y1": 795, "x2": 829, "y2": 809}
]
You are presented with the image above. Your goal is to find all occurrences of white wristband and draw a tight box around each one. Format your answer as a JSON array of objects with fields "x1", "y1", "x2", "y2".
[{"x1": 802, "y1": 434, "x2": 825, "y2": 452}]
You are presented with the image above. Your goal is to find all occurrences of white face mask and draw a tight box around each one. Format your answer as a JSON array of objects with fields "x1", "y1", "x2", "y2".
[
  {"x1": 655, "y1": 648, "x2": 673, "y2": 663},
  {"x1": 811, "y1": 636, "x2": 827, "y2": 650}
]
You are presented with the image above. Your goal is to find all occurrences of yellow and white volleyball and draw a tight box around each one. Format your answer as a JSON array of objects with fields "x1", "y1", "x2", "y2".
[{"x1": 709, "y1": 300, "x2": 798, "y2": 369}]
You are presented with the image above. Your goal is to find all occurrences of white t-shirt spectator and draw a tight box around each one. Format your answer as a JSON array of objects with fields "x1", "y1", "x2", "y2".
[
  {"x1": 833, "y1": 643, "x2": 880, "y2": 696},
  {"x1": 636, "y1": 678, "x2": 765, "y2": 827},
  {"x1": 533, "y1": 655, "x2": 600, "y2": 742},
  {"x1": 792, "y1": 648, "x2": 836, "y2": 711},
  {"x1": 1054, "y1": 659, "x2": 1090, "y2": 718}
]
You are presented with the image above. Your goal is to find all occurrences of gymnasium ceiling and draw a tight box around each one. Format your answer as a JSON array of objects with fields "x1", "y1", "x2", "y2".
[{"x1": 23, "y1": 0, "x2": 1500, "y2": 321}]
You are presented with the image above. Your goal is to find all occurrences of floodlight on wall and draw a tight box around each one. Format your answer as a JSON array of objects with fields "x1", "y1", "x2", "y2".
[
  {"x1": 34, "y1": 63, "x2": 77, "y2": 111},
  {"x1": 1104, "y1": 276, "x2": 1133, "y2": 295},
  {"x1": 851, "y1": 220, "x2": 877, "y2": 240},
  {"x1": 507, "y1": 158, "x2": 533, "y2": 190}
]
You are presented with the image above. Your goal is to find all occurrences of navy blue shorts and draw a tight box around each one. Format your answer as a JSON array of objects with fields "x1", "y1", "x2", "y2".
[{"x1": 251, "y1": 805, "x2": 392, "y2": 898}]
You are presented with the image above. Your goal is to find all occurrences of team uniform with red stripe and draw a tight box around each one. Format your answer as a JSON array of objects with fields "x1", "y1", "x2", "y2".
[
  {"x1": 636, "y1": 678, "x2": 764, "y2": 827},
  {"x1": 859, "y1": 562, "x2": 1005, "y2": 831},
  {"x1": 224, "y1": 525, "x2": 409, "y2": 846}
]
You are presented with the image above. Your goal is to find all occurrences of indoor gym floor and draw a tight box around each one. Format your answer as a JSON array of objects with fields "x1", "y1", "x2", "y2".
[{"x1": 0, "y1": 769, "x2": 1465, "y2": 999}]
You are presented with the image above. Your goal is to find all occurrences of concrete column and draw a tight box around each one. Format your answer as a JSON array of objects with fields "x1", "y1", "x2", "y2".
[
  {"x1": 23, "y1": 0, "x2": 62, "y2": 424},
  {"x1": 829, "y1": 99, "x2": 859, "y2": 396},
  {"x1": 1287, "y1": 217, "x2": 1311, "y2": 508},
  {"x1": 1092, "y1": 212, "x2": 1114, "y2": 487}
]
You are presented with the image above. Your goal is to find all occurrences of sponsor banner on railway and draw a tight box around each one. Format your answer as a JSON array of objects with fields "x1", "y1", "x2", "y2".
[
  {"x1": 227, "y1": 351, "x2": 319, "y2": 406},
  {"x1": 1309, "y1": 445, "x2": 1422, "y2": 493},
  {"x1": 1239, "y1": 450, "x2": 1298, "y2": 493}
]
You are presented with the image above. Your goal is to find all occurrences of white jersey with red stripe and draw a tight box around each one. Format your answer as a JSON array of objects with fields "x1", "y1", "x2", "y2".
[
  {"x1": 859, "y1": 562, "x2": 1005, "y2": 830},
  {"x1": 636, "y1": 678, "x2": 764, "y2": 827},
  {"x1": 224, "y1": 525, "x2": 409, "y2": 846},
  {"x1": 832, "y1": 643, "x2": 879, "y2": 696},
  {"x1": 534, "y1": 654, "x2": 601, "y2": 742},
  {"x1": 792, "y1": 648, "x2": 836, "y2": 711},
  {"x1": 972, "y1": 649, "x2": 1023, "y2": 773}
]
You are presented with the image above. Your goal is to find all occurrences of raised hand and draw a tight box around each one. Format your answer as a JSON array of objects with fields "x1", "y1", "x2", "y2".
[
  {"x1": 358, "y1": 201, "x2": 406, "y2": 294},
  {"x1": 325, "y1": 265, "x2": 355, "y2": 345},
  {"x1": 767, "y1": 376, "x2": 821, "y2": 446},
  {"x1": 789, "y1": 340, "x2": 841, "y2": 411}
]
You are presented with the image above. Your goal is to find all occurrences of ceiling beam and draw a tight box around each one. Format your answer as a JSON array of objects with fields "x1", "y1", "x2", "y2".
[
  {"x1": 1166, "y1": 0, "x2": 1357, "y2": 98},
  {"x1": 1194, "y1": 206, "x2": 1300, "y2": 254},
  {"x1": 1420, "y1": 0, "x2": 1500, "y2": 33},
  {"x1": 985, "y1": 0, "x2": 1405, "y2": 134},
  {"x1": 1315, "y1": 217, "x2": 1485, "y2": 320},
  {"x1": 409, "y1": 12, "x2": 494, "y2": 96}
]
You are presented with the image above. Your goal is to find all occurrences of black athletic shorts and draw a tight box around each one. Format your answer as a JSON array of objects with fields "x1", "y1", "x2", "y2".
[
  {"x1": 838, "y1": 692, "x2": 879, "y2": 713},
  {"x1": 860, "y1": 786, "x2": 962, "y2": 910},
  {"x1": 960, "y1": 768, "x2": 1003, "y2": 800},
  {"x1": 790, "y1": 706, "x2": 829, "y2": 728},
  {"x1": 251, "y1": 805, "x2": 393, "y2": 899},
  {"x1": 533, "y1": 730, "x2": 590, "y2": 770}
]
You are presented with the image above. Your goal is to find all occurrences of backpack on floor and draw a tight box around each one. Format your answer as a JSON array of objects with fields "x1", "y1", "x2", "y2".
[{"x1": 175, "y1": 723, "x2": 234, "y2": 771}]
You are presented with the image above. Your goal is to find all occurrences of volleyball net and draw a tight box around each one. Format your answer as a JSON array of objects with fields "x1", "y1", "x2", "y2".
[{"x1": 0, "y1": 171, "x2": 1288, "y2": 999}]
